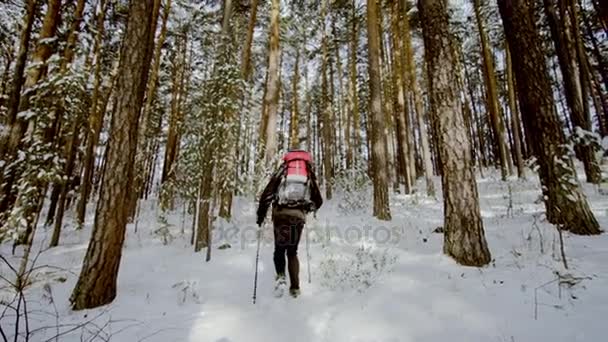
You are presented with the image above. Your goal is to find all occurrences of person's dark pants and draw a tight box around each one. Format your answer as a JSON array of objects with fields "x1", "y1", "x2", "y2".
[{"x1": 273, "y1": 214, "x2": 305, "y2": 290}]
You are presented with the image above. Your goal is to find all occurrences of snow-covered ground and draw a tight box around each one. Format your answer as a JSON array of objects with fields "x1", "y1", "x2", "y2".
[{"x1": 2, "y1": 170, "x2": 608, "y2": 342}]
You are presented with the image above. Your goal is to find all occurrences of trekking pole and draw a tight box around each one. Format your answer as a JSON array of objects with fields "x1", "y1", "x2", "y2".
[
  {"x1": 253, "y1": 223, "x2": 263, "y2": 304},
  {"x1": 306, "y1": 222, "x2": 312, "y2": 284}
]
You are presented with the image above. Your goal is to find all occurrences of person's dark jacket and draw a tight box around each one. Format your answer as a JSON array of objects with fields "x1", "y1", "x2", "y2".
[{"x1": 256, "y1": 163, "x2": 323, "y2": 226}]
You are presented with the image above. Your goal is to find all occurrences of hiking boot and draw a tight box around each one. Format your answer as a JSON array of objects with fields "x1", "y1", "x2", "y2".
[
  {"x1": 274, "y1": 274, "x2": 287, "y2": 297},
  {"x1": 289, "y1": 288, "x2": 301, "y2": 298}
]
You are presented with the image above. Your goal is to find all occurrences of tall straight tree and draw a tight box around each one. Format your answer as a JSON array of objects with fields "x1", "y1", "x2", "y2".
[
  {"x1": 0, "y1": 0, "x2": 36, "y2": 161},
  {"x1": 71, "y1": 0, "x2": 157, "y2": 310},
  {"x1": 348, "y1": 0, "x2": 361, "y2": 168},
  {"x1": 498, "y1": 0, "x2": 601, "y2": 235},
  {"x1": 366, "y1": 0, "x2": 391, "y2": 220},
  {"x1": 0, "y1": 0, "x2": 63, "y2": 243},
  {"x1": 472, "y1": 0, "x2": 512, "y2": 180},
  {"x1": 290, "y1": 48, "x2": 300, "y2": 149},
  {"x1": 419, "y1": 0, "x2": 491, "y2": 266},
  {"x1": 320, "y1": 0, "x2": 334, "y2": 199},
  {"x1": 131, "y1": 0, "x2": 172, "y2": 216},
  {"x1": 401, "y1": 0, "x2": 436, "y2": 196},
  {"x1": 390, "y1": 0, "x2": 413, "y2": 194},
  {"x1": 76, "y1": 0, "x2": 110, "y2": 228},
  {"x1": 2, "y1": 0, "x2": 62, "y2": 166},
  {"x1": 505, "y1": 41, "x2": 525, "y2": 179},
  {"x1": 263, "y1": 0, "x2": 281, "y2": 166},
  {"x1": 0, "y1": 0, "x2": 37, "y2": 224},
  {"x1": 543, "y1": 0, "x2": 601, "y2": 184},
  {"x1": 241, "y1": 0, "x2": 259, "y2": 80},
  {"x1": 161, "y1": 32, "x2": 187, "y2": 187},
  {"x1": 49, "y1": 0, "x2": 89, "y2": 247}
]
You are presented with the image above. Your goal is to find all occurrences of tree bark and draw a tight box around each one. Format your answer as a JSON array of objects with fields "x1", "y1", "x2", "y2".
[
  {"x1": 505, "y1": 42, "x2": 526, "y2": 179},
  {"x1": 402, "y1": 0, "x2": 436, "y2": 196},
  {"x1": 70, "y1": 0, "x2": 156, "y2": 310},
  {"x1": 50, "y1": 119, "x2": 81, "y2": 247},
  {"x1": 76, "y1": 0, "x2": 110, "y2": 228},
  {"x1": 498, "y1": 0, "x2": 601, "y2": 235},
  {"x1": 543, "y1": 0, "x2": 601, "y2": 184},
  {"x1": 131, "y1": 0, "x2": 171, "y2": 215},
  {"x1": 161, "y1": 32, "x2": 187, "y2": 188},
  {"x1": 419, "y1": 0, "x2": 491, "y2": 266},
  {"x1": 195, "y1": 155, "x2": 214, "y2": 252},
  {"x1": 263, "y1": 0, "x2": 281, "y2": 167},
  {"x1": 289, "y1": 48, "x2": 300, "y2": 149},
  {"x1": 0, "y1": 0, "x2": 63, "y2": 239},
  {"x1": 321, "y1": 0, "x2": 333, "y2": 200},
  {"x1": 47, "y1": 0, "x2": 88, "y2": 245},
  {"x1": 464, "y1": 61, "x2": 488, "y2": 170},
  {"x1": 0, "y1": 0, "x2": 36, "y2": 162},
  {"x1": 390, "y1": 0, "x2": 413, "y2": 194},
  {"x1": 473, "y1": 0, "x2": 512, "y2": 180},
  {"x1": 367, "y1": 0, "x2": 391, "y2": 220},
  {"x1": 349, "y1": 0, "x2": 361, "y2": 168},
  {"x1": 241, "y1": 0, "x2": 259, "y2": 80},
  {"x1": 4, "y1": 0, "x2": 62, "y2": 162}
]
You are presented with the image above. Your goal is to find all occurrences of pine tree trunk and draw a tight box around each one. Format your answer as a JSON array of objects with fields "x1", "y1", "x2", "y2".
[
  {"x1": 131, "y1": 0, "x2": 171, "y2": 215},
  {"x1": 505, "y1": 42, "x2": 526, "y2": 179},
  {"x1": 367, "y1": 0, "x2": 391, "y2": 220},
  {"x1": 195, "y1": 160, "x2": 214, "y2": 252},
  {"x1": 419, "y1": 0, "x2": 491, "y2": 266},
  {"x1": 263, "y1": 0, "x2": 281, "y2": 166},
  {"x1": 50, "y1": 119, "x2": 81, "y2": 247},
  {"x1": 581, "y1": 1, "x2": 608, "y2": 95},
  {"x1": 463, "y1": 62, "x2": 488, "y2": 170},
  {"x1": 589, "y1": 69, "x2": 608, "y2": 136},
  {"x1": 498, "y1": 0, "x2": 601, "y2": 235},
  {"x1": 4, "y1": 0, "x2": 62, "y2": 161},
  {"x1": 402, "y1": 0, "x2": 436, "y2": 196},
  {"x1": 328, "y1": 46, "x2": 338, "y2": 181},
  {"x1": 334, "y1": 23, "x2": 347, "y2": 169},
  {"x1": 0, "y1": 0, "x2": 36, "y2": 162},
  {"x1": 390, "y1": 0, "x2": 412, "y2": 194},
  {"x1": 217, "y1": 1, "x2": 237, "y2": 221},
  {"x1": 47, "y1": 0, "x2": 88, "y2": 244},
  {"x1": 70, "y1": 0, "x2": 156, "y2": 310},
  {"x1": 161, "y1": 36, "x2": 186, "y2": 188},
  {"x1": 570, "y1": 0, "x2": 604, "y2": 171},
  {"x1": 76, "y1": 0, "x2": 109, "y2": 228},
  {"x1": 45, "y1": 185, "x2": 61, "y2": 226},
  {"x1": 241, "y1": 0, "x2": 259, "y2": 80},
  {"x1": 258, "y1": 68, "x2": 270, "y2": 150},
  {"x1": 580, "y1": 2, "x2": 608, "y2": 132},
  {"x1": 289, "y1": 48, "x2": 300, "y2": 149},
  {"x1": 321, "y1": 0, "x2": 333, "y2": 200},
  {"x1": 473, "y1": 0, "x2": 512, "y2": 180},
  {"x1": 349, "y1": 0, "x2": 361, "y2": 168},
  {"x1": 61, "y1": 0, "x2": 87, "y2": 72},
  {"x1": 543, "y1": 0, "x2": 601, "y2": 184},
  {"x1": 345, "y1": 34, "x2": 353, "y2": 169},
  {"x1": 0, "y1": 0, "x2": 63, "y2": 239},
  {"x1": 305, "y1": 62, "x2": 313, "y2": 154}
]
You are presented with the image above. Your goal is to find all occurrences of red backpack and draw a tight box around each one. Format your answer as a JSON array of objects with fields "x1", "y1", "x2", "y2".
[{"x1": 276, "y1": 150, "x2": 312, "y2": 208}]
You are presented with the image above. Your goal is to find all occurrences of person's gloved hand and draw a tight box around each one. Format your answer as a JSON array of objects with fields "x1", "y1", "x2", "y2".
[{"x1": 256, "y1": 216, "x2": 264, "y2": 227}]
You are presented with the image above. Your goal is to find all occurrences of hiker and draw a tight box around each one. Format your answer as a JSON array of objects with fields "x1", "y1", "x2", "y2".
[{"x1": 256, "y1": 150, "x2": 323, "y2": 298}]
